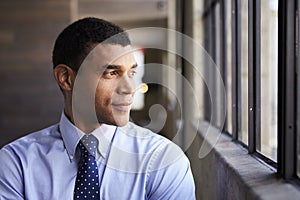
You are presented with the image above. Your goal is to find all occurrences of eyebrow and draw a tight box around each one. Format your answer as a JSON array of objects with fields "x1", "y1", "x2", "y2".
[{"x1": 103, "y1": 63, "x2": 138, "y2": 70}]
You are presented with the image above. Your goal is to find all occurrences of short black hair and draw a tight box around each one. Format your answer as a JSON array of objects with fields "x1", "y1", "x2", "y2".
[{"x1": 52, "y1": 17, "x2": 131, "y2": 72}]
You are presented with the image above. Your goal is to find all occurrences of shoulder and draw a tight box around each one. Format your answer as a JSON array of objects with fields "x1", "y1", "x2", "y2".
[
  {"x1": 0, "y1": 124, "x2": 59, "y2": 198},
  {"x1": 121, "y1": 124, "x2": 196, "y2": 199},
  {"x1": 0, "y1": 124, "x2": 60, "y2": 159},
  {"x1": 115, "y1": 122, "x2": 188, "y2": 171}
]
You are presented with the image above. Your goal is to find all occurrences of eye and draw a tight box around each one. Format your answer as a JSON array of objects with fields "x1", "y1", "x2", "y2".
[
  {"x1": 128, "y1": 70, "x2": 137, "y2": 78},
  {"x1": 103, "y1": 70, "x2": 119, "y2": 79}
]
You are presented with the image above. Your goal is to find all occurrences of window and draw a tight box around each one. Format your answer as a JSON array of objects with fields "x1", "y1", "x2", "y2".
[
  {"x1": 214, "y1": 3, "x2": 222, "y2": 128},
  {"x1": 277, "y1": 0, "x2": 297, "y2": 179},
  {"x1": 200, "y1": 0, "x2": 300, "y2": 181},
  {"x1": 260, "y1": 0, "x2": 278, "y2": 161},
  {"x1": 240, "y1": 0, "x2": 249, "y2": 144},
  {"x1": 225, "y1": 0, "x2": 233, "y2": 134}
]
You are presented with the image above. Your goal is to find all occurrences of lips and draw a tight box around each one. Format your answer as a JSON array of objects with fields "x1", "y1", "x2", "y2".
[{"x1": 112, "y1": 101, "x2": 132, "y2": 112}]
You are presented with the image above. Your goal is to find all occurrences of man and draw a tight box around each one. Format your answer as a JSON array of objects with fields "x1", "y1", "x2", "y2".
[{"x1": 0, "y1": 17, "x2": 195, "y2": 199}]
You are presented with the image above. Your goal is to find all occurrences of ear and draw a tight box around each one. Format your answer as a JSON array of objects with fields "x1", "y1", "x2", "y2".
[{"x1": 53, "y1": 64, "x2": 76, "y2": 91}]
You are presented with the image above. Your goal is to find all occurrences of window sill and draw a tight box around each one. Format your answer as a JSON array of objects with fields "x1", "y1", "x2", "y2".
[{"x1": 187, "y1": 120, "x2": 300, "y2": 199}]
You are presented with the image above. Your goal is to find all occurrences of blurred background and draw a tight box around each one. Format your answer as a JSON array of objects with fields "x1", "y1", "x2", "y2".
[{"x1": 0, "y1": 0, "x2": 177, "y2": 147}]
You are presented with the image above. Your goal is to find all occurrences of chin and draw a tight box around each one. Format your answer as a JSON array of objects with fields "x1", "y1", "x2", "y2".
[
  {"x1": 99, "y1": 115, "x2": 129, "y2": 127},
  {"x1": 110, "y1": 110, "x2": 131, "y2": 127}
]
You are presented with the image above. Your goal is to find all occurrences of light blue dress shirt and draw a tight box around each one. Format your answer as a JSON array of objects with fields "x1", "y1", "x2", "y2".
[{"x1": 0, "y1": 113, "x2": 195, "y2": 199}]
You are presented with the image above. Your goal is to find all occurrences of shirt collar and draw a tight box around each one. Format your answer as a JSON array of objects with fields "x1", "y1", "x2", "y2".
[
  {"x1": 92, "y1": 123, "x2": 117, "y2": 159},
  {"x1": 59, "y1": 112, "x2": 117, "y2": 162}
]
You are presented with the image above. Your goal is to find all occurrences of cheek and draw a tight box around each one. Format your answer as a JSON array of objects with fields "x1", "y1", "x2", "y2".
[{"x1": 95, "y1": 84, "x2": 115, "y2": 105}]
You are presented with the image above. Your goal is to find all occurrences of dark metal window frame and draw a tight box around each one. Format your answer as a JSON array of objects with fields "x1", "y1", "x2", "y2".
[
  {"x1": 248, "y1": 0, "x2": 260, "y2": 154},
  {"x1": 220, "y1": 0, "x2": 228, "y2": 132},
  {"x1": 231, "y1": 0, "x2": 242, "y2": 141},
  {"x1": 203, "y1": 0, "x2": 217, "y2": 122},
  {"x1": 248, "y1": 0, "x2": 277, "y2": 168},
  {"x1": 278, "y1": 0, "x2": 297, "y2": 179},
  {"x1": 203, "y1": 0, "x2": 300, "y2": 180},
  {"x1": 297, "y1": 0, "x2": 300, "y2": 179},
  {"x1": 204, "y1": 0, "x2": 241, "y2": 138}
]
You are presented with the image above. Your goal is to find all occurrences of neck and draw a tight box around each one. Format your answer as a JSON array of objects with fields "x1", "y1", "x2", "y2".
[{"x1": 64, "y1": 107, "x2": 101, "y2": 134}]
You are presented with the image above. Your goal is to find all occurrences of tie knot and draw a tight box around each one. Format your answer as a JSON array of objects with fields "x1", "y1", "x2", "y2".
[{"x1": 79, "y1": 134, "x2": 98, "y2": 157}]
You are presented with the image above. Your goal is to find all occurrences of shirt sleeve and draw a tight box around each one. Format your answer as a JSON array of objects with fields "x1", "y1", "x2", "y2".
[
  {"x1": 0, "y1": 146, "x2": 24, "y2": 199},
  {"x1": 146, "y1": 143, "x2": 196, "y2": 200}
]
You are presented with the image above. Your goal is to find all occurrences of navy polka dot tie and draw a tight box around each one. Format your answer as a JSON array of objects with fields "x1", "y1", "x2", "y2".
[{"x1": 74, "y1": 135, "x2": 100, "y2": 199}]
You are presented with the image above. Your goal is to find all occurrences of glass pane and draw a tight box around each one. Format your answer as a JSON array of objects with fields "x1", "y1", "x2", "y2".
[
  {"x1": 193, "y1": 0, "x2": 205, "y2": 120},
  {"x1": 226, "y1": 0, "x2": 233, "y2": 134},
  {"x1": 260, "y1": 0, "x2": 278, "y2": 161},
  {"x1": 240, "y1": 0, "x2": 248, "y2": 144},
  {"x1": 215, "y1": 3, "x2": 223, "y2": 128}
]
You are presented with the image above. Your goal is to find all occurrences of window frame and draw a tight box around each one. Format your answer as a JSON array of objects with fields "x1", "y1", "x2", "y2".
[
  {"x1": 247, "y1": 0, "x2": 261, "y2": 155},
  {"x1": 202, "y1": 0, "x2": 299, "y2": 180},
  {"x1": 278, "y1": 0, "x2": 297, "y2": 179}
]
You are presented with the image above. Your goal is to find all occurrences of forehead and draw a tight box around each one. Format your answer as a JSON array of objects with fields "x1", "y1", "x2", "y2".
[{"x1": 89, "y1": 44, "x2": 136, "y2": 67}]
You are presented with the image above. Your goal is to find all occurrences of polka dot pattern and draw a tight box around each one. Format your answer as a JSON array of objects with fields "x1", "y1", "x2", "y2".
[{"x1": 74, "y1": 135, "x2": 100, "y2": 199}]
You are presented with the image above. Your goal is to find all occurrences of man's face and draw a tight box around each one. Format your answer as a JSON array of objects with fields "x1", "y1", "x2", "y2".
[{"x1": 73, "y1": 44, "x2": 137, "y2": 127}]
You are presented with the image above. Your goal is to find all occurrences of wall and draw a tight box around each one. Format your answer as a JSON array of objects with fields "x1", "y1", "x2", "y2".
[{"x1": 0, "y1": 0, "x2": 70, "y2": 147}]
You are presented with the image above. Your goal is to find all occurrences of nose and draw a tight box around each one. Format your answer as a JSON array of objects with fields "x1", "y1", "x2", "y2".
[{"x1": 117, "y1": 75, "x2": 135, "y2": 95}]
